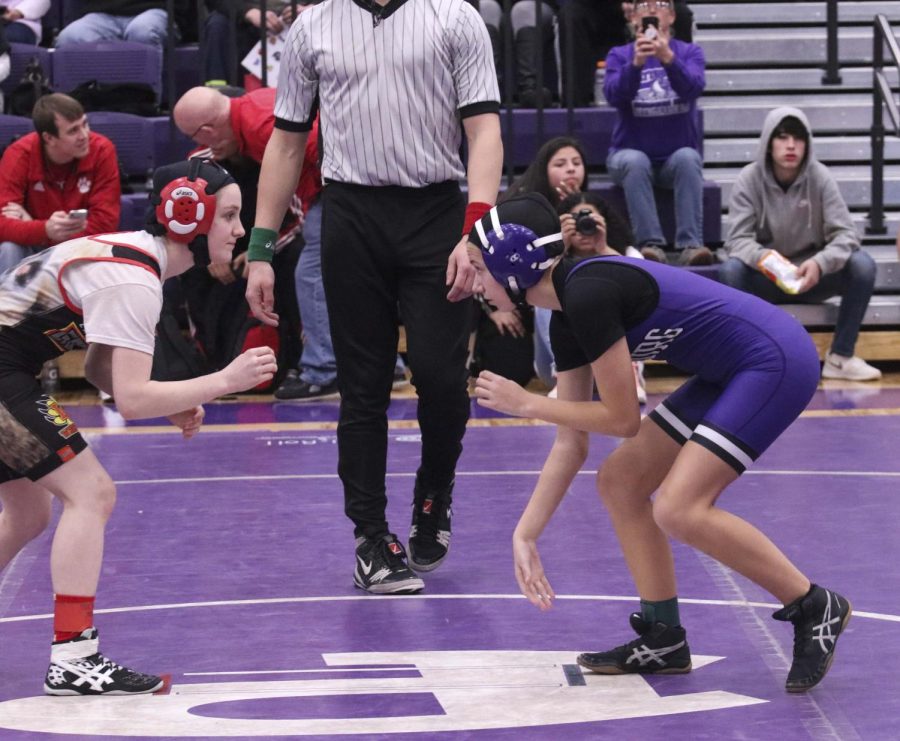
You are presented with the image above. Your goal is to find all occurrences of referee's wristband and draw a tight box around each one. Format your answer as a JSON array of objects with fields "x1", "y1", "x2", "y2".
[
  {"x1": 463, "y1": 201, "x2": 492, "y2": 236},
  {"x1": 246, "y1": 227, "x2": 278, "y2": 263}
]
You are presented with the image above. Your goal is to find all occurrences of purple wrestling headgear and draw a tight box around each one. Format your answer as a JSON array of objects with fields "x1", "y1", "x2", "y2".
[{"x1": 468, "y1": 193, "x2": 565, "y2": 300}]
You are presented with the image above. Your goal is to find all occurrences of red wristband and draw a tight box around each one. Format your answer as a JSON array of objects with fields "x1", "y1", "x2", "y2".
[{"x1": 463, "y1": 201, "x2": 492, "y2": 235}]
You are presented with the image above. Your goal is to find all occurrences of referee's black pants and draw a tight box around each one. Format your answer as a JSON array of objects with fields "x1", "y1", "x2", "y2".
[{"x1": 321, "y1": 181, "x2": 472, "y2": 539}]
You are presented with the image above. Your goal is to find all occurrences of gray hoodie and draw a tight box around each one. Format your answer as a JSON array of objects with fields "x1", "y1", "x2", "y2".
[{"x1": 724, "y1": 106, "x2": 858, "y2": 275}]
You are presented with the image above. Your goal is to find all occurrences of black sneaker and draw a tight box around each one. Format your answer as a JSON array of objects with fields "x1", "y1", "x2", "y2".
[
  {"x1": 274, "y1": 370, "x2": 339, "y2": 400},
  {"x1": 577, "y1": 613, "x2": 692, "y2": 675},
  {"x1": 773, "y1": 584, "x2": 851, "y2": 693},
  {"x1": 44, "y1": 628, "x2": 163, "y2": 696},
  {"x1": 353, "y1": 534, "x2": 424, "y2": 594},
  {"x1": 408, "y1": 481, "x2": 453, "y2": 572}
]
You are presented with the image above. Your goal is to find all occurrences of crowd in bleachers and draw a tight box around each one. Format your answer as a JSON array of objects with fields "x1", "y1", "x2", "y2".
[{"x1": 0, "y1": 0, "x2": 886, "y2": 397}]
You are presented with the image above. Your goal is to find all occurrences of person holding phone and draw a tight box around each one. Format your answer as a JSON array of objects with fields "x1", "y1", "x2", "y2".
[
  {"x1": 604, "y1": 0, "x2": 710, "y2": 266},
  {"x1": 0, "y1": 93, "x2": 120, "y2": 275},
  {"x1": 555, "y1": 1, "x2": 693, "y2": 108}
]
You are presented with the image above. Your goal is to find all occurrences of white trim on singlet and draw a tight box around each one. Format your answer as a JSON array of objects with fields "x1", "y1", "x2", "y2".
[{"x1": 694, "y1": 424, "x2": 755, "y2": 470}]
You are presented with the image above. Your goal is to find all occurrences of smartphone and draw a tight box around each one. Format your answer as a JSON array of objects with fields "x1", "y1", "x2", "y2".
[
  {"x1": 641, "y1": 15, "x2": 659, "y2": 39},
  {"x1": 69, "y1": 209, "x2": 88, "y2": 219}
]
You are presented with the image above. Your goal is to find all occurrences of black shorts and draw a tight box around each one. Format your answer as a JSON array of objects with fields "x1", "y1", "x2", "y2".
[{"x1": 0, "y1": 368, "x2": 88, "y2": 483}]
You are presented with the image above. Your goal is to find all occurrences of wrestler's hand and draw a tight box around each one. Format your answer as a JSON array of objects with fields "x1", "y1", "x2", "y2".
[
  {"x1": 167, "y1": 405, "x2": 205, "y2": 439},
  {"x1": 513, "y1": 532, "x2": 555, "y2": 611},
  {"x1": 474, "y1": 370, "x2": 531, "y2": 417}
]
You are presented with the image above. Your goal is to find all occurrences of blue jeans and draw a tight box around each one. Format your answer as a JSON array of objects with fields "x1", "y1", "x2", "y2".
[
  {"x1": 718, "y1": 251, "x2": 876, "y2": 357},
  {"x1": 5, "y1": 22, "x2": 39, "y2": 45},
  {"x1": 0, "y1": 242, "x2": 40, "y2": 276},
  {"x1": 294, "y1": 201, "x2": 337, "y2": 385},
  {"x1": 607, "y1": 146, "x2": 704, "y2": 248},
  {"x1": 532, "y1": 306, "x2": 555, "y2": 387},
  {"x1": 55, "y1": 10, "x2": 170, "y2": 49}
]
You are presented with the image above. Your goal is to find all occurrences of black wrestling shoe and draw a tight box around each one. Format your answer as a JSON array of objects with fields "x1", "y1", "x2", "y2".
[
  {"x1": 44, "y1": 628, "x2": 163, "y2": 696},
  {"x1": 577, "y1": 613, "x2": 692, "y2": 675},
  {"x1": 408, "y1": 480, "x2": 453, "y2": 572},
  {"x1": 773, "y1": 584, "x2": 852, "y2": 693},
  {"x1": 353, "y1": 534, "x2": 424, "y2": 594}
]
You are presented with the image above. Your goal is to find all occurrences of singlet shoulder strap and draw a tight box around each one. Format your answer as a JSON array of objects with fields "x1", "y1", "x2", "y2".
[{"x1": 109, "y1": 244, "x2": 162, "y2": 280}]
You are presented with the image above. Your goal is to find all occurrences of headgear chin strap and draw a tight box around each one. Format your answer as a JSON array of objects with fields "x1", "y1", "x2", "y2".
[
  {"x1": 469, "y1": 193, "x2": 565, "y2": 302},
  {"x1": 147, "y1": 158, "x2": 236, "y2": 268}
]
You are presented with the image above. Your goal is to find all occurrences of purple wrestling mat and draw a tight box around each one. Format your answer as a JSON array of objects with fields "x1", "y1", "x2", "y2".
[{"x1": 1, "y1": 386, "x2": 898, "y2": 739}]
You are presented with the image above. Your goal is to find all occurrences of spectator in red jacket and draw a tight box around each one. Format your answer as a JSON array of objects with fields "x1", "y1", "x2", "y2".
[
  {"x1": 173, "y1": 85, "x2": 331, "y2": 398},
  {"x1": 0, "y1": 94, "x2": 121, "y2": 275}
]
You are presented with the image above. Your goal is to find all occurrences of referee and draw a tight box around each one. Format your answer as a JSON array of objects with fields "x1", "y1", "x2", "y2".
[{"x1": 245, "y1": 0, "x2": 503, "y2": 594}]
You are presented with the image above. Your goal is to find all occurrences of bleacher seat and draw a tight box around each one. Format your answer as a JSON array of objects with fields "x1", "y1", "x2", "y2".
[
  {"x1": 149, "y1": 116, "x2": 194, "y2": 169},
  {"x1": 52, "y1": 41, "x2": 164, "y2": 101},
  {"x1": 0, "y1": 114, "x2": 34, "y2": 153},
  {"x1": 500, "y1": 108, "x2": 617, "y2": 168},
  {"x1": 87, "y1": 111, "x2": 155, "y2": 181},
  {"x1": 166, "y1": 45, "x2": 202, "y2": 105},
  {"x1": 501, "y1": 107, "x2": 705, "y2": 170},
  {"x1": 594, "y1": 181, "x2": 723, "y2": 246},
  {"x1": 1, "y1": 43, "x2": 52, "y2": 99},
  {"x1": 119, "y1": 192, "x2": 151, "y2": 232}
]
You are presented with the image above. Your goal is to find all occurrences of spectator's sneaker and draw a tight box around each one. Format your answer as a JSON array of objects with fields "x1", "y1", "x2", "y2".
[
  {"x1": 353, "y1": 534, "x2": 424, "y2": 594},
  {"x1": 577, "y1": 613, "x2": 692, "y2": 675},
  {"x1": 639, "y1": 245, "x2": 668, "y2": 263},
  {"x1": 274, "y1": 369, "x2": 340, "y2": 400},
  {"x1": 633, "y1": 361, "x2": 647, "y2": 405},
  {"x1": 821, "y1": 352, "x2": 882, "y2": 382},
  {"x1": 773, "y1": 584, "x2": 851, "y2": 693},
  {"x1": 678, "y1": 246, "x2": 715, "y2": 266},
  {"x1": 44, "y1": 628, "x2": 163, "y2": 696},
  {"x1": 408, "y1": 481, "x2": 453, "y2": 572}
]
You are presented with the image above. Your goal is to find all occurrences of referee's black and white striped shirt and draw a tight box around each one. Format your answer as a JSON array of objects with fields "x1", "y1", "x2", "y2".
[{"x1": 274, "y1": 0, "x2": 500, "y2": 188}]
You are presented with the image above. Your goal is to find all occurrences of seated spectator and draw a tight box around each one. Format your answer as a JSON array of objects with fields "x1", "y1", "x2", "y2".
[
  {"x1": 470, "y1": 294, "x2": 535, "y2": 388},
  {"x1": 173, "y1": 85, "x2": 324, "y2": 397},
  {"x1": 478, "y1": 0, "x2": 558, "y2": 107},
  {"x1": 558, "y1": 0, "x2": 693, "y2": 108},
  {"x1": 55, "y1": 1, "x2": 178, "y2": 50},
  {"x1": 604, "y1": 0, "x2": 711, "y2": 266},
  {"x1": 2, "y1": 1, "x2": 50, "y2": 45},
  {"x1": 553, "y1": 191, "x2": 648, "y2": 402},
  {"x1": 0, "y1": 93, "x2": 120, "y2": 275},
  {"x1": 721, "y1": 106, "x2": 881, "y2": 382},
  {"x1": 203, "y1": 1, "x2": 313, "y2": 86},
  {"x1": 0, "y1": 23, "x2": 8, "y2": 111},
  {"x1": 499, "y1": 135, "x2": 589, "y2": 387}
]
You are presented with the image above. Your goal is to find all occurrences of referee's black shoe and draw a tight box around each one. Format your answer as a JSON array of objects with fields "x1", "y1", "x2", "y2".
[
  {"x1": 353, "y1": 534, "x2": 424, "y2": 595},
  {"x1": 577, "y1": 613, "x2": 692, "y2": 675},
  {"x1": 773, "y1": 584, "x2": 851, "y2": 693},
  {"x1": 408, "y1": 480, "x2": 453, "y2": 572}
]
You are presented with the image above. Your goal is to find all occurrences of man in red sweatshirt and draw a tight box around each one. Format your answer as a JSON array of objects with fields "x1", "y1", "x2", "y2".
[{"x1": 0, "y1": 93, "x2": 121, "y2": 275}]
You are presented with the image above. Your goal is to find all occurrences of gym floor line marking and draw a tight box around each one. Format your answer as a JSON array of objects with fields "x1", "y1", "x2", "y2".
[
  {"x1": 67, "y1": 405, "x2": 900, "y2": 436},
  {"x1": 110, "y1": 468, "x2": 900, "y2": 486},
  {"x1": 2, "y1": 594, "x2": 898, "y2": 624}
]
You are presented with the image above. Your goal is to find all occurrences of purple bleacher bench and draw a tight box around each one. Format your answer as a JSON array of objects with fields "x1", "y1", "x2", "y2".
[
  {"x1": 594, "y1": 180, "x2": 722, "y2": 246},
  {"x1": 500, "y1": 107, "x2": 617, "y2": 167},
  {"x1": 1, "y1": 43, "x2": 52, "y2": 98},
  {"x1": 0, "y1": 114, "x2": 35, "y2": 153},
  {"x1": 499, "y1": 107, "x2": 705, "y2": 171}
]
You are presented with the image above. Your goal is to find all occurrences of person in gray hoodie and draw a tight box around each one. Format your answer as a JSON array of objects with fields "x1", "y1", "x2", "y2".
[{"x1": 720, "y1": 106, "x2": 880, "y2": 381}]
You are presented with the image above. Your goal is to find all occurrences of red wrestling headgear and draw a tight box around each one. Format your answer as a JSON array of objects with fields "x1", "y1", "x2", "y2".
[{"x1": 154, "y1": 157, "x2": 216, "y2": 243}]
